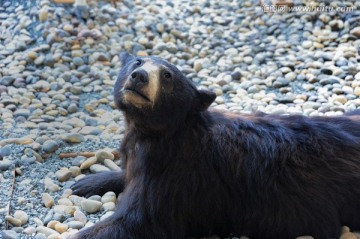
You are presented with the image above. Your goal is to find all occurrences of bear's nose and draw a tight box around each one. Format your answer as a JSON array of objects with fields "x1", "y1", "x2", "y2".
[{"x1": 130, "y1": 69, "x2": 148, "y2": 84}]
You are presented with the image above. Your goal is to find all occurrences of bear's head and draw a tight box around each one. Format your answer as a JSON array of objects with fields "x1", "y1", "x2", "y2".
[{"x1": 114, "y1": 53, "x2": 216, "y2": 133}]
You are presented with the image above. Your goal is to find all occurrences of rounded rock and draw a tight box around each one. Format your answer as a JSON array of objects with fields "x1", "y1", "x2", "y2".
[
  {"x1": 81, "y1": 198, "x2": 102, "y2": 213},
  {"x1": 102, "y1": 202, "x2": 116, "y2": 211},
  {"x1": 103, "y1": 159, "x2": 121, "y2": 171},
  {"x1": 36, "y1": 226, "x2": 60, "y2": 237},
  {"x1": 2, "y1": 230, "x2": 18, "y2": 239},
  {"x1": 54, "y1": 223, "x2": 68, "y2": 233},
  {"x1": 80, "y1": 157, "x2": 97, "y2": 170},
  {"x1": 95, "y1": 150, "x2": 115, "y2": 163},
  {"x1": 101, "y1": 191, "x2": 117, "y2": 204},
  {"x1": 302, "y1": 40, "x2": 313, "y2": 49},
  {"x1": 42, "y1": 193, "x2": 54, "y2": 208},
  {"x1": 14, "y1": 210, "x2": 28, "y2": 225},
  {"x1": 67, "y1": 221, "x2": 84, "y2": 229},
  {"x1": 340, "y1": 232, "x2": 357, "y2": 239},
  {"x1": 90, "y1": 164, "x2": 111, "y2": 173},
  {"x1": 63, "y1": 133, "x2": 85, "y2": 143},
  {"x1": 42, "y1": 140, "x2": 59, "y2": 153},
  {"x1": 5, "y1": 216, "x2": 22, "y2": 226},
  {"x1": 74, "y1": 210, "x2": 87, "y2": 224},
  {"x1": 55, "y1": 168, "x2": 72, "y2": 182}
]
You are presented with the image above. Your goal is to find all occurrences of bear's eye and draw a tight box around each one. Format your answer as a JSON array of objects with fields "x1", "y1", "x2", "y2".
[
  {"x1": 135, "y1": 59, "x2": 142, "y2": 66},
  {"x1": 163, "y1": 71, "x2": 172, "y2": 79}
]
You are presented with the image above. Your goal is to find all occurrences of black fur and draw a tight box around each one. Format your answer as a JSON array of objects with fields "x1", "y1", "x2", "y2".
[{"x1": 71, "y1": 54, "x2": 360, "y2": 239}]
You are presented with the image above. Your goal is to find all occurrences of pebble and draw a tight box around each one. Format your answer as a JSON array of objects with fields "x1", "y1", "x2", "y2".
[
  {"x1": 5, "y1": 216, "x2": 22, "y2": 226},
  {"x1": 14, "y1": 210, "x2": 28, "y2": 225},
  {"x1": 95, "y1": 149, "x2": 115, "y2": 163},
  {"x1": 54, "y1": 205, "x2": 76, "y2": 216},
  {"x1": 39, "y1": 8, "x2": 48, "y2": 21},
  {"x1": 103, "y1": 158, "x2": 121, "y2": 171},
  {"x1": 80, "y1": 157, "x2": 97, "y2": 170},
  {"x1": 2, "y1": 230, "x2": 18, "y2": 239},
  {"x1": 102, "y1": 202, "x2": 116, "y2": 211},
  {"x1": 285, "y1": 72, "x2": 296, "y2": 81},
  {"x1": 55, "y1": 168, "x2": 72, "y2": 182},
  {"x1": 333, "y1": 96, "x2": 347, "y2": 105},
  {"x1": 90, "y1": 164, "x2": 111, "y2": 173},
  {"x1": 54, "y1": 223, "x2": 68, "y2": 233},
  {"x1": 44, "y1": 177, "x2": 60, "y2": 192},
  {"x1": 58, "y1": 198, "x2": 73, "y2": 206},
  {"x1": 24, "y1": 148, "x2": 43, "y2": 163},
  {"x1": 79, "y1": 126, "x2": 102, "y2": 135},
  {"x1": 63, "y1": 133, "x2": 85, "y2": 143},
  {"x1": 36, "y1": 226, "x2": 60, "y2": 237},
  {"x1": 74, "y1": 210, "x2": 87, "y2": 224},
  {"x1": 42, "y1": 193, "x2": 55, "y2": 208},
  {"x1": 193, "y1": 59, "x2": 203, "y2": 72},
  {"x1": 354, "y1": 87, "x2": 360, "y2": 97},
  {"x1": 69, "y1": 166, "x2": 81, "y2": 177},
  {"x1": 81, "y1": 198, "x2": 102, "y2": 213},
  {"x1": 302, "y1": 41, "x2": 313, "y2": 49},
  {"x1": 340, "y1": 232, "x2": 357, "y2": 239},
  {"x1": 42, "y1": 140, "x2": 59, "y2": 153},
  {"x1": 350, "y1": 27, "x2": 360, "y2": 38},
  {"x1": 67, "y1": 221, "x2": 84, "y2": 229},
  {"x1": 101, "y1": 191, "x2": 117, "y2": 203},
  {"x1": 100, "y1": 211, "x2": 114, "y2": 221},
  {"x1": 13, "y1": 109, "x2": 30, "y2": 118},
  {"x1": 0, "y1": 159, "x2": 13, "y2": 171},
  {"x1": 23, "y1": 226, "x2": 36, "y2": 235}
]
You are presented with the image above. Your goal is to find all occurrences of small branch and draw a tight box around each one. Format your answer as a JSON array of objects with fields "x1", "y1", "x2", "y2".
[
  {"x1": 57, "y1": 150, "x2": 120, "y2": 159},
  {"x1": 5, "y1": 169, "x2": 16, "y2": 229}
]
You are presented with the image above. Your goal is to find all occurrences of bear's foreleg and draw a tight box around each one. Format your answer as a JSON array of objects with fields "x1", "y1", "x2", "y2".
[{"x1": 71, "y1": 171, "x2": 125, "y2": 197}]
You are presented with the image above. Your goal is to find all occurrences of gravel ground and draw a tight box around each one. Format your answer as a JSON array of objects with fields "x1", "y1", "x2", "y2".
[{"x1": 1, "y1": 0, "x2": 360, "y2": 238}]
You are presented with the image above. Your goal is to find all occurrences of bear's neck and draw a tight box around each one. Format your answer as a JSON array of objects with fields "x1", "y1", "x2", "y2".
[
  {"x1": 124, "y1": 111, "x2": 212, "y2": 175},
  {"x1": 124, "y1": 111, "x2": 201, "y2": 138}
]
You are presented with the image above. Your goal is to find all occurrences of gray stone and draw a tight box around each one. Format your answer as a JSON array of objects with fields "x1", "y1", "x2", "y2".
[
  {"x1": 63, "y1": 133, "x2": 85, "y2": 143},
  {"x1": 21, "y1": 156, "x2": 36, "y2": 165},
  {"x1": 0, "y1": 159, "x2": 13, "y2": 171},
  {"x1": 14, "y1": 109, "x2": 30, "y2": 118},
  {"x1": 42, "y1": 140, "x2": 59, "y2": 153},
  {"x1": 0, "y1": 76, "x2": 15, "y2": 86},
  {"x1": 273, "y1": 78, "x2": 290, "y2": 88},
  {"x1": 79, "y1": 126, "x2": 102, "y2": 135},
  {"x1": 73, "y1": 57, "x2": 84, "y2": 66},
  {"x1": 2, "y1": 230, "x2": 18, "y2": 239},
  {"x1": 231, "y1": 71, "x2": 241, "y2": 81},
  {"x1": 67, "y1": 104, "x2": 79, "y2": 113},
  {"x1": 0, "y1": 146, "x2": 12, "y2": 157},
  {"x1": 78, "y1": 65, "x2": 91, "y2": 73},
  {"x1": 320, "y1": 68, "x2": 333, "y2": 75},
  {"x1": 67, "y1": 221, "x2": 84, "y2": 229},
  {"x1": 0, "y1": 85, "x2": 7, "y2": 94},
  {"x1": 90, "y1": 164, "x2": 111, "y2": 173},
  {"x1": 72, "y1": 156, "x2": 86, "y2": 166}
]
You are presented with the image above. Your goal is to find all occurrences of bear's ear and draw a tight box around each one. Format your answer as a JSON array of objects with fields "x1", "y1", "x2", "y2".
[
  {"x1": 119, "y1": 52, "x2": 135, "y2": 66},
  {"x1": 194, "y1": 89, "x2": 216, "y2": 112}
]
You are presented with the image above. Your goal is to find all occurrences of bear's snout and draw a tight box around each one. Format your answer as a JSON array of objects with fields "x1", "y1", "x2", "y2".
[{"x1": 130, "y1": 69, "x2": 149, "y2": 85}]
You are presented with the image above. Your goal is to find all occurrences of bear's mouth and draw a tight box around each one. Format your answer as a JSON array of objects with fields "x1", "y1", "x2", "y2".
[{"x1": 123, "y1": 88, "x2": 150, "y2": 102}]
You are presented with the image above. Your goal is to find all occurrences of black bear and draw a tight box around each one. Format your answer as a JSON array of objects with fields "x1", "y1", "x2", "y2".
[{"x1": 71, "y1": 53, "x2": 360, "y2": 239}]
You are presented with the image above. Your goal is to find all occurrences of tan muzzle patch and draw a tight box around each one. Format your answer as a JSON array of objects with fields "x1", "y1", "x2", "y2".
[{"x1": 123, "y1": 61, "x2": 160, "y2": 108}]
